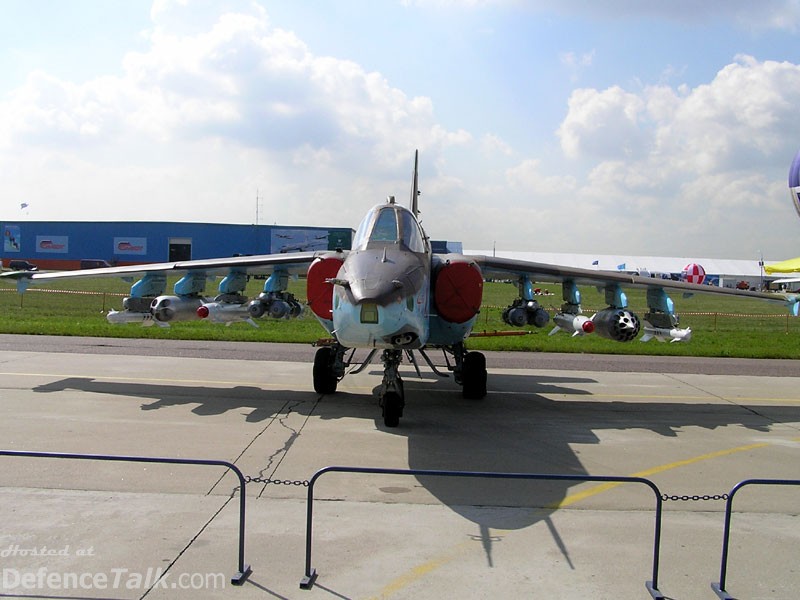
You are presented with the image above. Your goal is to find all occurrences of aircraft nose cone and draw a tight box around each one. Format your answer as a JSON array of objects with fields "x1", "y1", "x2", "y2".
[
  {"x1": 341, "y1": 248, "x2": 426, "y2": 305},
  {"x1": 350, "y1": 276, "x2": 401, "y2": 303}
]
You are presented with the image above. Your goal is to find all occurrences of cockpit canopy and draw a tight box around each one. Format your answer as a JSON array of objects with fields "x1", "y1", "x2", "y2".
[{"x1": 352, "y1": 202, "x2": 428, "y2": 253}]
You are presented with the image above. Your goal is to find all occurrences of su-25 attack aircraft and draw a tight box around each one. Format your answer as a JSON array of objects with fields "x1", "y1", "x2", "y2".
[{"x1": 4, "y1": 151, "x2": 799, "y2": 426}]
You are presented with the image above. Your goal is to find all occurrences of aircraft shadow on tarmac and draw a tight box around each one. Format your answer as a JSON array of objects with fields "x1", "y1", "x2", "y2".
[
  {"x1": 388, "y1": 372, "x2": 796, "y2": 567},
  {"x1": 33, "y1": 377, "x2": 324, "y2": 422},
  {"x1": 33, "y1": 372, "x2": 799, "y2": 568},
  {"x1": 30, "y1": 370, "x2": 596, "y2": 420}
]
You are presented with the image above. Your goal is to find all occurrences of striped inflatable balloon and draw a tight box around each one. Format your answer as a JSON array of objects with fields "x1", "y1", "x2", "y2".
[{"x1": 682, "y1": 263, "x2": 706, "y2": 285}]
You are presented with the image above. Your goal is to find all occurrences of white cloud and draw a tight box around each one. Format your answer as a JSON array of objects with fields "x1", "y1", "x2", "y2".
[
  {"x1": 559, "y1": 56, "x2": 800, "y2": 171},
  {"x1": 662, "y1": 56, "x2": 800, "y2": 171},
  {"x1": 557, "y1": 86, "x2": 649, "y2": 160},
  {"x1": 481, "y1": 133, "x2": 513, "y2": 156},
  {"x1": 546, "y1": 55, "x2": 800, "y2": 256},
  {"x1": 3, "y1": 1, "x2": 466, "y2": 164},
  {"x1": 559, "y1": 50, "x2": 595, "y2": 70},
  {"x1": 559, "y1": 49, "x2": 596, "y2": 83},
  {"x1": 2, "y1": 2, "x2": 800, "y2": 262},
  {"x1": 0, "y1": 1, "x2": 470, "y2": 226},
  {"x1": 506, "y1": 159, "x2": 577, "y2": 196}
]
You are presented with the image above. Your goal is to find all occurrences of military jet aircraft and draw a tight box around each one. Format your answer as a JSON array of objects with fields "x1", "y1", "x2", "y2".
[{"x1": 3, "y1": 152, "x2": 797, "y2": 426}]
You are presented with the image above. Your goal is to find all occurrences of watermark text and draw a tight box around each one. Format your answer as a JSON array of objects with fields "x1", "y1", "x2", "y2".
[{"x1": 3, "y1": 567, "x2": 225, "y2": 591}]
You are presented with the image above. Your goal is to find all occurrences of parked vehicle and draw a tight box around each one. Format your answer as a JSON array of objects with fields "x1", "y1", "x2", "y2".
[
  {"x1": 7, "y1": 259, "x2": 38, "y2": 271},
  {"x1": 80, "y1": 259, "x2": 112, "y2": 269}
]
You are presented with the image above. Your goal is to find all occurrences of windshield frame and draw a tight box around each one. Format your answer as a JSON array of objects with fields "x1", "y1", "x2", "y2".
[{"x1": 352, "y1": 204, "x2": 428, "y2": 253}]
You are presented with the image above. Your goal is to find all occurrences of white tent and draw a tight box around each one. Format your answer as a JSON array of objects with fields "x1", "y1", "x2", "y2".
[{"x1": 467, "y1": 250, "x2": 766, "y2": 284}]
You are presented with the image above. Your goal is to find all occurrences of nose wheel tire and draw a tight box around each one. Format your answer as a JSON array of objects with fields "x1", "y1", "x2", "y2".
[{"x1": 381, "y1": 391, "x2": 404, "y2": 428}]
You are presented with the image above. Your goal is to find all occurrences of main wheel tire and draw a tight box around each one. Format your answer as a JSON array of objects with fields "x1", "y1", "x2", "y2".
[
  {"x1": 313, "y1": 347, "x2": 338, "y2": 394},
  {"x1": 462, "y1": 351, "x2": 487, "y2": 399}
]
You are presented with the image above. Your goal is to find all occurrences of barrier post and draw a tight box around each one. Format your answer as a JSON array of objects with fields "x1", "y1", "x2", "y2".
[
  {"x1": 299, "y1": 466, "x2": 664, "y2": 599},
  {"x1": 0, "y1": 450, "x2": 252, "y2": 585},
  {"x1": 711, "y1": 478, "x2": 800, "y2": 600}
]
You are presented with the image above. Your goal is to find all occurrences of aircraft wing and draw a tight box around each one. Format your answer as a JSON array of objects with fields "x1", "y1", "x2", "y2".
[
  {"x1": 0, "y1": 250, "x2": 348, "y2": 327},
  {"x1": 467, "y1": 254, "x2": 787, "y2": 304},
  {"x1": 0, "y1": 250, "x2": 330, "y2": 289},
  {"x1": 461, "y1": 254, "x2": 799, "y2": 342}
]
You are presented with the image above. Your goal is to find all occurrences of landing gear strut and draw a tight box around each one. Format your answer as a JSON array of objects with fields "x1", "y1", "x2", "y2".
[{"x1": 379, "y1": 349, "x2": 405, "y2": 427}]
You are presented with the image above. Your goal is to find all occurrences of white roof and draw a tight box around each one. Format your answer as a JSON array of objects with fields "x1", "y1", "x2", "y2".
[{"x1": 467, "y1": 250, "x2": 767, "y2": 278}]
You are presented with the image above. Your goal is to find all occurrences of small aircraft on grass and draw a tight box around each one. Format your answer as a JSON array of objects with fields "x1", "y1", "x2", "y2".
[{"x1": 3, "y1": 152, "x2": 798, "y2": 426}]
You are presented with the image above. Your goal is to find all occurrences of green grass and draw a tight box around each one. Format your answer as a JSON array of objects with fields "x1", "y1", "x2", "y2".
[{"x1": 1, "y1": 276, "x2": 799, "y2": 358}]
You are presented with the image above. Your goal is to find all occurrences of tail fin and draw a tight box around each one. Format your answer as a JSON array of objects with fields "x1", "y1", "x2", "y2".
[{"x1": 410, "y1": 149, "x2": 420, "y2": 217}]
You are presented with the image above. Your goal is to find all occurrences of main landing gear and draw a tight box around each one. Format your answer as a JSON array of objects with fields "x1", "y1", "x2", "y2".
[
  {"x1": 450, "y1": 342, "x2": 487, "y2": 400},
  {"x1": 312, "y1": 342, "x2": 488, "y2": 428},
  {"x1": 313, "y1": 345, "x2": 346, "y2": 395}
]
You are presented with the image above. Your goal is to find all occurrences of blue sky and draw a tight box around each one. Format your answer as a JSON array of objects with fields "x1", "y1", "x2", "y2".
[{"x1": 2, "y1": 0, "x2": 800, "y2": 260}]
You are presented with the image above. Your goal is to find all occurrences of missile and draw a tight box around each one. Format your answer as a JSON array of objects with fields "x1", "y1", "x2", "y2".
[
  {"x1": 106, "y1": 310, "x2": 167, "y2": 328},
  {"x1": 197, "y1": 302, "x2": 258, "y2": 327},
  {"x1": 548, "y1": 313, "x2": 595, "y2": 337},
  {"x1": 640, "y1": 321, "x2": 692, "y2": 343}
]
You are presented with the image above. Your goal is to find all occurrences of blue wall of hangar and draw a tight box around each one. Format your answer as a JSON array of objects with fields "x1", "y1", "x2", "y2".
[{"x1": 0, "y1": 221, "x2": 353, "y2": 270}]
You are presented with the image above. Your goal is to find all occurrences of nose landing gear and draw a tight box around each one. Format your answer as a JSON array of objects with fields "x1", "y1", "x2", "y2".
[
  {"x1": 379, "y1": 349, "x2": 405, "y2": 427},
  {"x1": 380, "y1": 391, "x2": 404, "y2": 428}
]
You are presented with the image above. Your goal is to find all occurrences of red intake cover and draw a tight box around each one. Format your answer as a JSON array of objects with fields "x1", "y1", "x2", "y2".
[
  {"x1": 306, "y1": 256, "x2": 344, "y2": 320},
  {"x1": 434, "y1": 261, "x2": 483, "y2": 323}
]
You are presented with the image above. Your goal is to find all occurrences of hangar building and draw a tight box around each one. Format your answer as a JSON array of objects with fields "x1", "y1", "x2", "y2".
[
  {"x1": 1, "y1": 221, "x2": 354, "y2": 270},
  {"x1": 1, "y1": 219, "x2": 776, "y2": 290}
]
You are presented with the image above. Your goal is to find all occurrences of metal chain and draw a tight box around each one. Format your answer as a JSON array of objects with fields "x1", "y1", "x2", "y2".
[
  {"x1": 245, "y1": 476, "x2": 728, "y2": 497},
  {"x1": 661, "y1": 493, "x2": 729, "y2": 502},
  {"x1": 245, "y1": 475, "x2": 309, "y2": 487}
]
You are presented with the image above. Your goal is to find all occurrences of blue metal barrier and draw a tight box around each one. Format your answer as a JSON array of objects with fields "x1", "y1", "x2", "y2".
[
  {"x1": 299, "y1": 465, "x2": 665, "y2": 599},
  {"x1": 0, "y1": 449, "x2": 252, "y2": 585},
  {"x1": 712, "y1": 478, "x2": 800, "y2": 600}
]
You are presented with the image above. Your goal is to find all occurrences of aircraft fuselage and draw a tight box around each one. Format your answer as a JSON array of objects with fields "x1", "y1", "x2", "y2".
[{"x1": 331, "y1": 244, "x2": 431, "y2": 349}]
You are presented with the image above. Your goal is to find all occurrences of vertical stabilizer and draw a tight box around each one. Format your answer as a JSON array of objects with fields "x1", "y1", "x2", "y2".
[{"x1": 410, "y1": 150, "x2": 420, "y2": 217}]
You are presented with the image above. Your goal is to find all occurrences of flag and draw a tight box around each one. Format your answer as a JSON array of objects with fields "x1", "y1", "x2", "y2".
[
  {"x1": 20, "y1": 203, "x2": 28, "y2": 209},
  {"x1": 591, "y1": 260, "x2": 599, "y2": 266},
  {"x1": 617, "y1": 263, "x2": 626, "y2": 270}
]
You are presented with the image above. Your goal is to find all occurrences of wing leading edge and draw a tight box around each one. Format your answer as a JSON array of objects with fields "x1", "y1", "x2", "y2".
[
  {"x1": 0, "y1": 250, "x2": 324, "y2": 287},
  {"x1": 470, "y1": 255, "x2": 787, "y2": 302}
]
